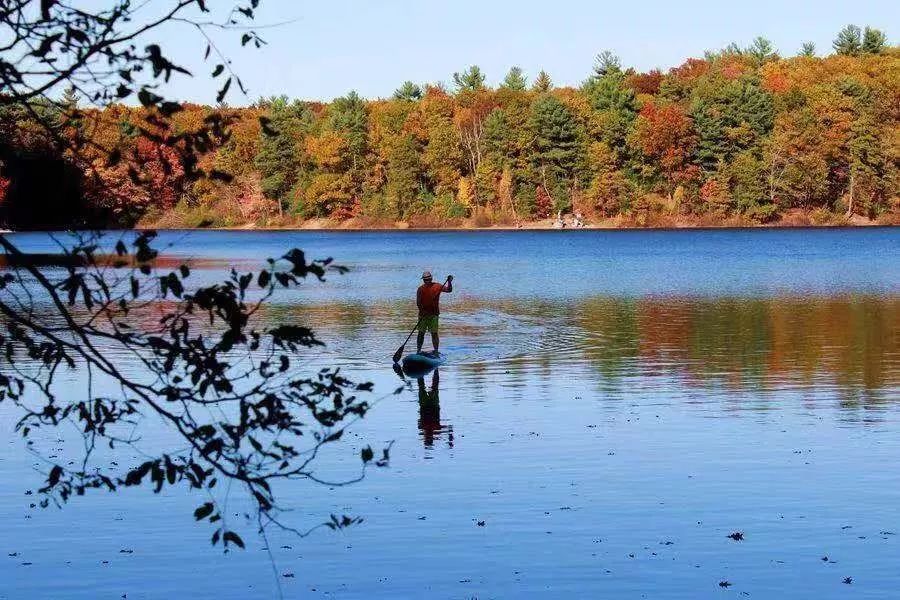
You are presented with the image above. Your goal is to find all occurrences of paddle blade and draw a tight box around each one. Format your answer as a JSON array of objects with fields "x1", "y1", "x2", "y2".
[
  {"x1": 392, "y1": 362, "x2": 405, "y2": 380},
  {"x1": 392, "y1": 344, "x2": 404, "y2": 364}
]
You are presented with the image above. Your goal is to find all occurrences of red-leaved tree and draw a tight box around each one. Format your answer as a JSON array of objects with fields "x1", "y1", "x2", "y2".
[
  {"x1": 84, "y1": 137, "x2": 186, "y2": 222},
  {"x1": 632, "y1": 101, "x2": 699, "y2": 196},
  {"x1": 0, "y1": 174, "x2": 9, "y2": 205}
]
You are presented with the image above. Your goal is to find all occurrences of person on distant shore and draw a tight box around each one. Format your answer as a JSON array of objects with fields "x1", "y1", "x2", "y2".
[
  {"x1": 574, "y1": 211, "x2": 585, "y2": 228},
  {"x1": 416, "y1": 270, "x2": 453, "y2": 354},
  {"x1": 554, "y1": 210, "x2": 565, "y2": 229}
]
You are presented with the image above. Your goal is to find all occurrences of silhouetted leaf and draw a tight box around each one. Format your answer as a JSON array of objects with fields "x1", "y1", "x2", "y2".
[
  {"x1": 217, "y1": 77, "x2": 232, "y2": 103},
  {"x1": 137, "y1": 88, "x2": 162, "y2": 107},
  {"x1": 223, "y1": 531, "x2": 244, "y2": 549},
  {"x1": 194, "y1": 502, "x2": 214, "y2": 521},
  {"x1": 159, "y1": 102, "x2": 183, "y2": 116},
  {"x1": 47, "y1": 465, "x2": 62, "y2": 486},
  {"x1": 124, "y1": 461, "x2": 154, "y2": 486}
]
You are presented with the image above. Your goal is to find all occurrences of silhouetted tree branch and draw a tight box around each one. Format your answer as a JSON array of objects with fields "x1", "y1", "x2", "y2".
[
  {"x1": 0, "y1": 1, "x2": 267, "y2": 227},
  {"x1": 0, "y1": 2, "x2": 392, "y2": 551},
  {"x1": 0, "y1": 231, "x2": 394, "y2": 549}
]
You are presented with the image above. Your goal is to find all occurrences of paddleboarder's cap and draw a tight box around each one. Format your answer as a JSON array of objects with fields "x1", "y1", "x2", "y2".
[{"x1": 422, "y1": 270, "x2": 432, "y2": 280}]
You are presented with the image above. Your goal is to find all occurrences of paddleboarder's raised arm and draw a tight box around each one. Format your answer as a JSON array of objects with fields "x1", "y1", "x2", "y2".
[{"x1": 442, "y1": 275, "x2": 453, "y2": 293}]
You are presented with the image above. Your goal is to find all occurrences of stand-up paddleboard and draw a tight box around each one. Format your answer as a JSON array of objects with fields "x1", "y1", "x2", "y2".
[{"x1": 401, "y1": 351, "x2": 445, "y2": 376}]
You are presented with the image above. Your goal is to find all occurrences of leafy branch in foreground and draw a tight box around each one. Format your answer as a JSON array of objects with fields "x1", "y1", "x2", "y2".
[
  {"x1": 0, "y1": 1, "x2": 269, "y2": 227},
  {"x1": 0, "y1": 231, "x2": 394, "y2": 549}
]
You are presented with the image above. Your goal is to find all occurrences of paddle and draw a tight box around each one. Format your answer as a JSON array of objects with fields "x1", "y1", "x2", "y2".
[
  {"x1": 392, "y1": 276, "x2": 451, "y2": 363},
  {"x1": 392, "y1": 318, "x2": 421, "y2": 364}
]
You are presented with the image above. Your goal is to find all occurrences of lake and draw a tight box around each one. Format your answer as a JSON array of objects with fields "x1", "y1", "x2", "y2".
[{"x1": 1, "y1": 228, "x2": 899, "y2": 599}]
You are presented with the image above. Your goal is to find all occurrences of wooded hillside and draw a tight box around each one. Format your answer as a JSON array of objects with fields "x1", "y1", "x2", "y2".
[{"x1": 1, "y1": 26, "x2": 896, "y2": 229}]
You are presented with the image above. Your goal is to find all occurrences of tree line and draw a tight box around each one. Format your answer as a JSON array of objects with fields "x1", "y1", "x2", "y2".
[{"x1": 1, "y1": 25, "x2": 897, "y2": 229}]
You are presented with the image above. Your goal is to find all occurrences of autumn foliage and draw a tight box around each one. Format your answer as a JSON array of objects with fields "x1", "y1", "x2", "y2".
[
  {"x1": 0, "y1": 175, "x2": 9, "y2": 205},
  {"x1": 84, "y1": 137, "x2": 186, "y2": 218},
  {"x1": 632, "y1": 101, "x2": 700, "y2": 193},
  {"x1": 0, "y1": 28, "x2": 897, "y2": 229}
]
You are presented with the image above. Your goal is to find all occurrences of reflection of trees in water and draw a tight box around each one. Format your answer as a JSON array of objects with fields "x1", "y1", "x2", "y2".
[
  {"x1": 576, "y1": 298, "x2": 642, "y2": 380},
  {"x1": 433, "y1": 295, "x2": 897, "y2": 405},
  {"x1": 678, "y1": 299, "x2": 772, "y2": 388},
  {"x1": 581, "y1": 296, "x2": 899, "y2": 402},
  {"x1": 263, "y1": 302, "x2": 370, "y2": 340},
  {"x1": 246, "y1": 295, "x2": 897, "y2": 405}
]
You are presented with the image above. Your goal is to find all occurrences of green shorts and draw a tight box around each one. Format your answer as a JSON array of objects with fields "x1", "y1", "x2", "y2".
[{"x1": 419, "y1": 315, "x2": 439, "y2": 333}]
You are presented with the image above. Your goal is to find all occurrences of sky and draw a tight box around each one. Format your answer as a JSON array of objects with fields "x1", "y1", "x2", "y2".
[{"x1": 155, "y1": 0, "x2": 897, "y2": 105}]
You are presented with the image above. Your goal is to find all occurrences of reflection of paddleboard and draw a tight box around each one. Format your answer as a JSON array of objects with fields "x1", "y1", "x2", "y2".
[{"x1": 401, "y1": 351, "x2": 445, "y2": 375}]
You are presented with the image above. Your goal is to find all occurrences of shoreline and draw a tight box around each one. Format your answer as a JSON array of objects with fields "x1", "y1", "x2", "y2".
[
  {"x1": 134, "y1": 207, "x2": 896, "y2": 232},
  {"x1": 4, "y1": 213, "x2": 898, "y2": 233},
  {"x1": 4, "y1": 223, "x2": 898, "y2": 233},
  {"x1": 141, "y1": 219, "x2": 895, "y2": 233}
]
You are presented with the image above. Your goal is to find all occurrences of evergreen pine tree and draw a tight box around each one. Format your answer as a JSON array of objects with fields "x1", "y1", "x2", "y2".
[
  {"x1": 386, "y1": 134, "x2": 422, "y2": 217},
  {"x1": 845, "y1": 89, "x2": 887, "y2": 217},
  {"x1": 690, "y1": 79, "x2": 774, "y2": 171},
  {"x1": 328, "y1": 91, "x2": 368, "y2": 170},
  {"x1": 483, "y1": 109, "x2": 512, "y2": 167},
  {"x1": 254, "y1": 96, "x2": 312, "y2": 215},
  {"x1": 61, "y1": 86, "x2": 79, "y2": 110},
  {"x1": 393, "y1": 81, "x2": 423, "y2": 102},
  {"x1": 798, "y1": 42, "x2": 816, "y2": 57},
  {"x1": 862, "y1": 27, "x2": 887, "y2": 54},
  {"x1": 452, "y1": 66, "x2": 486, "y2": 92},
  {"x1": 528, "y1": 95, "x2": 583, "y2": 212},
  {"x1": 833, "y1": 25, "x2": 862, "y2": 56},
  {"x1": 582, "y1": 61, "x2": 636, "y2": 155},
  {"x1": 501, "y1": 66, "x2": 528, "y2": 91},
  {"x1": 593, "y1": 50, "x2": 621, "y2": 77},
  {"x1": 747, "y1": 37, "x2": 777, "y2": 63},
  {"x1": 532, "y1": 70, "x2": 553, "y2": 93}
]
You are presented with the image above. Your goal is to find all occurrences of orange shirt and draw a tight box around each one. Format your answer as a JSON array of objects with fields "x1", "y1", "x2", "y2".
[{"x1": 417, "y1": 282, "x2": 444, "y2": 316}]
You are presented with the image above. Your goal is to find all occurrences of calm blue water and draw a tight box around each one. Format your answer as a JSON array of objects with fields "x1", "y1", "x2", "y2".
[
  {"x1": 7, "y1": 228, "x2": 899, "y2": 299},
  {"x1": 1, "y1": 228, "x2": 899, "y2": 599}
]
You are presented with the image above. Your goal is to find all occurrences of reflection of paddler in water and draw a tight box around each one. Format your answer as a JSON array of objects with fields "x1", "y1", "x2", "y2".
[{"x1": 417, "y1": 369, "x2": 453, "y2": 448}]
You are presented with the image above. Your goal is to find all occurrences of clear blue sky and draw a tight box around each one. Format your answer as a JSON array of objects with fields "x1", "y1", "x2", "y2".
[{"x1": 160, "y1": 0, "x2": 896, "y2": 105}]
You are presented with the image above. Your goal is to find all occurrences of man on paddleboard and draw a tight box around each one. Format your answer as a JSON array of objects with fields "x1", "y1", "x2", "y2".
[{"x1": 416, "y1": 270, "x2": 453, "y2": 354}]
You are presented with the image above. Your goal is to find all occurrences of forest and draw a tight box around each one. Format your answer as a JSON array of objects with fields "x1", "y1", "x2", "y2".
[{"x1": 0, "y1": 25, "x2": 897, "y2": 229}]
